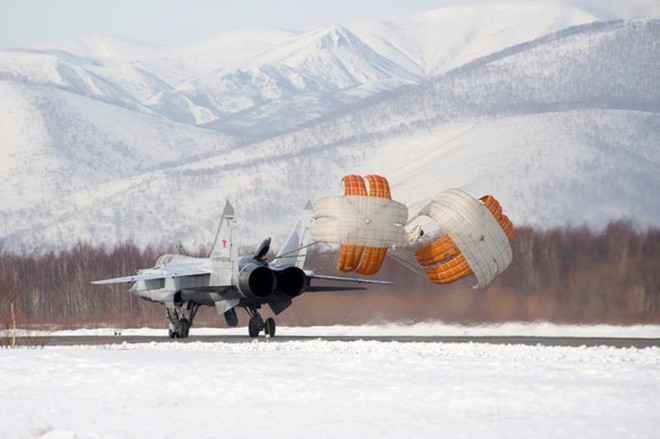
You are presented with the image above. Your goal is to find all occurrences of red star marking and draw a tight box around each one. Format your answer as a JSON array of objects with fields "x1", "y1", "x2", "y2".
[{"x1": 222, "y1": 237, "x2": 227, "y2": 248}]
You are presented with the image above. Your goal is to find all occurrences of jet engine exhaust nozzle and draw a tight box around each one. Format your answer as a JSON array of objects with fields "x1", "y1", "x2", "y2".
[
  {"x1": 238, "y1": 264, "x2": 277, "y2": 298},
  {"x1": 276, "y1": 266, "x2": 308, "y2": 298}
]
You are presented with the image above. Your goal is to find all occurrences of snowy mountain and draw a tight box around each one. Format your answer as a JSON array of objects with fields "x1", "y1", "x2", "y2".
[
  {"x1": 167, "y1": 25, "x2": 419, "y2": 132},
  {"x1": 348, "y1": 0, "x2": 601, "y2": 76},
  {"x1": 0, "y1": 0, "x2": 659, "y2": 252},
  {"x1": 33, "y1": 34, "x2": 172, "y2": 60}
]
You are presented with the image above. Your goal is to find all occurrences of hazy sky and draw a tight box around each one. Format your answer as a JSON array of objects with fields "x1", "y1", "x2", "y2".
[{"x1": 0, "y1": 0, "x2": 484, "y2": 48}]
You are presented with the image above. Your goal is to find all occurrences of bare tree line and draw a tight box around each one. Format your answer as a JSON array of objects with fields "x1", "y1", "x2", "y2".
[{"x1": 1, "y1": 221, "x2": 659, "y2": 331}]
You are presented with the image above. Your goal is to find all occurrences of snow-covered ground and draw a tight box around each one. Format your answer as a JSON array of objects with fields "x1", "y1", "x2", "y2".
[
  {"x1": 34, "y1": 321, "x2": 660, "y2": 338},
  {"x1": 1, "y1": 324, "x2": 659, "y2": 438}
]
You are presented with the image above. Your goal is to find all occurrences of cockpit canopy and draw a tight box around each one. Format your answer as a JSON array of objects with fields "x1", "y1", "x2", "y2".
[{"x1": 155, "y1": 254, "x2": 175, "y2": 267}]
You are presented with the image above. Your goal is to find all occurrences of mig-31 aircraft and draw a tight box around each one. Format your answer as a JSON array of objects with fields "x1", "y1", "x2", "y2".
[
  {"x1": 92, "y1": 201, "x2": 389, "y2": 338},
  {"x1": 93, "y1": 174, "x2": 515, "y2": 338}
]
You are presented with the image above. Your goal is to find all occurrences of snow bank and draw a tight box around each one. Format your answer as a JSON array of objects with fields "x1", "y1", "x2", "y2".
[
  {"x1": 7, "y1": 321, "x2": 660, "y2": 338},
  {"x1": 1, "y1": 339, "x2": 658, "y2": 438}
]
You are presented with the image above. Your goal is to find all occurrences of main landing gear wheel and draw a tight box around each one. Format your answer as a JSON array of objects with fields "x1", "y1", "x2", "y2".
[
  {"x1": 178, "y1": 318, "x2": 190, "y2": 338},
  {"x1": 265, "y1": 318, "x2": 276, "y2": 337},
  {"x1": 248, "y1": 317, "x2": 261, "y2": 338},
  {"x1": 167, "y1": 318, "x2": 190, "y2": 339},
  {"x1": 246, "y1": 308, "x2": 277, "y2": 338}
]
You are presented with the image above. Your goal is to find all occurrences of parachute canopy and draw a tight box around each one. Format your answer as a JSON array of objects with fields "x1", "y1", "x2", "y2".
[
  {"x1": 413, "y1": 189, "x2": 514, "y2": 288},
  {"x1": 312, "y1": 175, "x2": 408, "y2": 274},
  {"x1": 310, "y1": 175, "x2": 515, "y2": 287}
]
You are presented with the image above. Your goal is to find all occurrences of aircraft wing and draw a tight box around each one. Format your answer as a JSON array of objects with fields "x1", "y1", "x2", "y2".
[{"x1": 92, "y1": 268, "x2": 210, "y2": 285}]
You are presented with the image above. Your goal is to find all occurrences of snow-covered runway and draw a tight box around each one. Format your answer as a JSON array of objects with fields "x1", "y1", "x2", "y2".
[{"x1": 2, "y1": 332, "x2": 659, "y2": 438}]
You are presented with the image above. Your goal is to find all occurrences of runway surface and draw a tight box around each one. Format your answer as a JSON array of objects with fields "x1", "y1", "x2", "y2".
[{"x1": 13, "y1": 335, "x2": 660, "y2": 348}]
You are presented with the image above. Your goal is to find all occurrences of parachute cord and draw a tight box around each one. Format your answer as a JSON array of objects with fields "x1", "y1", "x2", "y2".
[
  {"x1": 270, "y1": 242, "x2": 322, "y2": 261},
  {"x1": 387, "y1": 251, "x2": 428, "y2": 279}
]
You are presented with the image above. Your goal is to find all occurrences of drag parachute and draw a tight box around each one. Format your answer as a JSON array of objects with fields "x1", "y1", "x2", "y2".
[
  {"x1": 412, "y1": 189, "x2": 514, "y2": 288},
  {"x1": 311, "y1": 175, "x2": 408, "y2": 275},
  {"x1": 310, "y1": 175, "x2": 515, "y2": 288}
]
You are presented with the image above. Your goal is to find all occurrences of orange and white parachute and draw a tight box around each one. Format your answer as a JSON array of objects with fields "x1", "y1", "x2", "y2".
[
  {"x1": 311, "y1": 176, "x2": 515, "y2": 288},
  {"x1": 311, "y1": 175, "x2": 408, "y2": 274},
  {"x1": 412, "y1": 189, "x2": 514, "y2": 288}
]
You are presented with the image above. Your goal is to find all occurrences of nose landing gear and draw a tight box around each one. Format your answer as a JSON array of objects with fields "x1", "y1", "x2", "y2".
[{"x1": 166, "y1": 301, "x2": 199, "y2": 339}]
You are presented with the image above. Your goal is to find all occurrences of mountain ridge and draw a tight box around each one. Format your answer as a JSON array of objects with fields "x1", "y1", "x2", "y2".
[{"x1": 0, "y1": 1, "x2": 659, "y2": 253}]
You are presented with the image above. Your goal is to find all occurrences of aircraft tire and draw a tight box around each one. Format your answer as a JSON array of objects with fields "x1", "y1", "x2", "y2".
[
  {"x1": 179, "y1": 319, "x2": 191, "y2": 338},
  {"x1": 265, "y1": 318, "x2": 276, "y2": 337},
  {"x1": 248, "y1": 317, "x2": 260, "y2": 338}
]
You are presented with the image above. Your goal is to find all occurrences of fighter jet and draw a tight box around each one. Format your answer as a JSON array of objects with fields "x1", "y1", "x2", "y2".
[{"x1": 92, "y1": 201, "x2": 389, "y2": 338}]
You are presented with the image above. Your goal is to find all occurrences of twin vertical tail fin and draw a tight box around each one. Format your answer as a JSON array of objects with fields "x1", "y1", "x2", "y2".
[
  {"x1": 272, "y1": 201, "x2": 314, "y2": 269},
  {"x1": 209, "y1": 200, "x2": 312, "y2": 285},
  {"x1": 210, "y1": 201, "x2": 239, "y2": 286}
]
